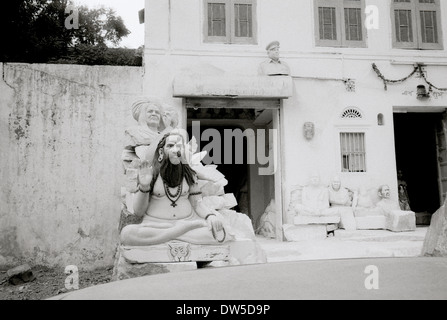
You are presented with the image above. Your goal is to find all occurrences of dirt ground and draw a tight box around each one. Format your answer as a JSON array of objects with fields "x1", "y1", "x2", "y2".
[{"x1": 0, "y1": 265, "x2": 113, "y2": 300}]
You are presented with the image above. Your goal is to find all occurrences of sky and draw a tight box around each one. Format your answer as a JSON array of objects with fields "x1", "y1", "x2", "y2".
[{"x1": 73, "y1": 0, "x2": 145, "y2": 48}]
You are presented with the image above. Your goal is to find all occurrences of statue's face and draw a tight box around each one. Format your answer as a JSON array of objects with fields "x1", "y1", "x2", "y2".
[
  {"x1": 379, "y1": 185, "x2": 391, "y2": 199},
  {"x1": 331, "y1": 179, "x2": 341, "y2": 191},
  {"x1": 268, "y1": 46, "x2": 280, "y2": 61},
  {"x1": 145, "y1": 104, "x2": 161, "y2": 127},
  {"x1": 164, "y1": 134, "x2": 184, "y2": 165},
  {"x1": 309, "y1": 175, "x2": 320, "y2": 186}
]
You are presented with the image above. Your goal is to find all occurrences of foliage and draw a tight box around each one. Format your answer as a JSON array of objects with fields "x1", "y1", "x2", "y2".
[{"x1": 0, "y1": 0, "x2": 139, "y2": 66}]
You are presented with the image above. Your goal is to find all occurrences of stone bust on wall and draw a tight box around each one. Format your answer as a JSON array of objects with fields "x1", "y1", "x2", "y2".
[{"x1": 258, "y1": 41, "x2": 291, "y2": 76}]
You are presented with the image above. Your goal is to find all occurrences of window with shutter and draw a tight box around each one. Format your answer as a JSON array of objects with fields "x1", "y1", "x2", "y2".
[
  {"x1": 315, "y1": 0, "x2": 367, "y2": 48},
  {"x1": 340, "y1": 132, "x2": 367, "y2": 173},
  {"x1": 392, "y1": 0, "x2": 443, "y2": 49},
  {"x1": 204, "y1": 0, "x2": 257, "y2": 44}
]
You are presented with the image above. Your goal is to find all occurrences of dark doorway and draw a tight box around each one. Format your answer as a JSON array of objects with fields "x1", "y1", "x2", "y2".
[
  {"x1": 393, "y1": 113, "x2": 441, "y2": 216},
  {"x1": 187, "y1": 110, "x2": 252, "y2": 217}
]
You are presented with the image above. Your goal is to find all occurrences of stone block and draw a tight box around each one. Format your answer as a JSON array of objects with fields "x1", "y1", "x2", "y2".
[
  {"x1": 354, "y1": 207, "x2": 384, "y2": 217},
  {"x1": 283, "y1": 224, "x2": 327, "y2": 241},
  {"x1": 355, "y1": 216, "x2": 386, "y2": 230},
  {"x1": 339, "y1": 208, "x2": 357, "y2": 231},
  {"x1": 422, "y1": 201, "x2": 447, "y2": 257},
  {"x1": 386, "y1": 210, "x2": 416, "y2": 232},
  {"x1": 293, "y1": 216, "x2": 340, "y2": 225},
  {"x1": 7, "y1": 264, "x2": 36, "y2": 285}
]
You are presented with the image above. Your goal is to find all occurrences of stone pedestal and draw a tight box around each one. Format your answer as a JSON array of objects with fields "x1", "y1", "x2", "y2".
[
  {"x1": 112, "y1": 239, "x2": 266, "y2": 280},
  {"x1": 112, "y1": 241, "x2": 230, "y2": 281},
  {"x1": 284, "y1": 216, "x2": 341, "y2": 241},
  {"x1": 355, "y1": 216, "x2": 386, "y2": 230},
  {"x1": 283, "y1": 224, "x2": 328, "y2": 241},
  {"x1": 386, "y1": 210, "x2": 416, "y2": 232},
  {"x1": 293, "y1": 216, "x2": 340, "y2": 225}
]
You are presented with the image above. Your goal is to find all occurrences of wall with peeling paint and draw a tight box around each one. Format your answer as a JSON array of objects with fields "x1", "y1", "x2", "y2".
[{"x1": 0, "y1": 63, "x2": 144, "y2": 269}]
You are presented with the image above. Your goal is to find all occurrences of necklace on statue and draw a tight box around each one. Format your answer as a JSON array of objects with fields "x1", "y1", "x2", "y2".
[{"x1": 163, "y1": 181, "x2": 183, "y2": 208}]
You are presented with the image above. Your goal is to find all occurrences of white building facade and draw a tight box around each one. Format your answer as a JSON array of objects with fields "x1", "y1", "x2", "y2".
[{"x1": 142, "y1": 0, "x2": 447, "y2": 240}]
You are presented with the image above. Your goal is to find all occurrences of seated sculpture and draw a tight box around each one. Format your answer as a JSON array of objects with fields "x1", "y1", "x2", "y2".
[
  {"x1": 120, "y1": 130, "x2": 230, "y2": 246},
  {"x1": 328, "y1": 176, "x2": 356, "y2": 230},
  {"x1": 293, "y1": 173, "x2": 336, "y2": 217},
  {"x1": 328, "y1": 176, "x2": 352, "y2": 208}
]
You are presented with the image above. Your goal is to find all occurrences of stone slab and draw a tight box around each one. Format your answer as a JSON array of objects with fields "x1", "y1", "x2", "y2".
[
  {"x1": 386, "y1": 210, "x2": 416, "y2": 232},
  {"x1": 422, "y1": 201, "x2": 447, "y2": 257},
  {"x1": 355, "y1": 216, "x2": 386, "y2": 230},
  {"x1": 121, "y1": 242, "x2": 230, "y2": 263},
  {"x1": 293, "y1": 216, "x2": 340, "y2": 225},
  {"x1": 339, "y1": 210, "x2": 357, "y2": 231},
  {"x1": 283, "y1": 224, "x2": 327, "y2": 242}
]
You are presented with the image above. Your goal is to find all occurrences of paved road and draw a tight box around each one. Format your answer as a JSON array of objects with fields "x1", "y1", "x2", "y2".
[{"x1": 51, "y1": 257, "x2": 447, "y2": 300}]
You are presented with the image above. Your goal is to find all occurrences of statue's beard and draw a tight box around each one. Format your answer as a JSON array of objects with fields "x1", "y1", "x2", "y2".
[
  {"x1": 160, "y1": 160, "x2": 183, "y2": 188},
  {"x1": 159, "y1": 158, "x2": 197, "y2": 188}
]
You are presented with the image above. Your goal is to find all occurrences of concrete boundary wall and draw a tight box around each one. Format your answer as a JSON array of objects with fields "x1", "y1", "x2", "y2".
[{"x1": 0, "y1": 63, "x2": 144, "y2": 269}]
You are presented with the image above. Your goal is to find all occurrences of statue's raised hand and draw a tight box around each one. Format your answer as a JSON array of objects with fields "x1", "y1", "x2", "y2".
[{"x1": 138, "y1": 160, "x2": 153, "y2": 193}]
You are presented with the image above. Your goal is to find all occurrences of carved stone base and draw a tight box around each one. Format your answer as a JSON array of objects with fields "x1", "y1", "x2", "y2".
[
  {"x1": 120, "y1": 242, "x2": 230, "y2": 264},
  {"x1": 112, "y1": 241, "x2": 231, "y2": 281}
]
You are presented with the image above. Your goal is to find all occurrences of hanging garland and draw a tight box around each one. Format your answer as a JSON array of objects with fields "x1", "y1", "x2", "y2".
[
  {"x1": 372, "y1": 63, "x2": 447, "y2": 93},
  {"x1": 417, "y1": 64, "x2": 447, "y2": 92},
  {"x1": 372, "y1": 63, "x2": 418, "y2": 90}
]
